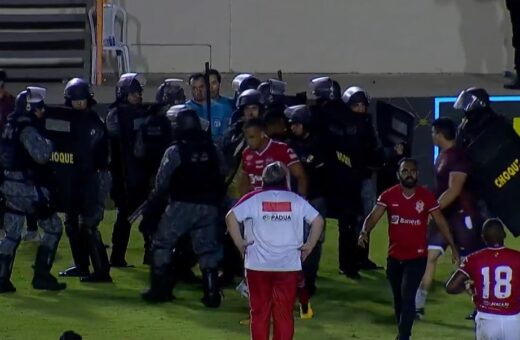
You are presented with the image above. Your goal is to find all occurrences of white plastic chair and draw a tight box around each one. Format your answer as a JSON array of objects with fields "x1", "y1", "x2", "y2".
[{"x1": 88, "y1": 3, "x2": 131, "y2": 83}]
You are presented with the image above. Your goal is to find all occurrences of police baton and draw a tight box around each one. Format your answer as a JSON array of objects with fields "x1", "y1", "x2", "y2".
[
  {"x1": 204, "y1": 62, "x2": 212, "y2": 136},
  {"x1": 127, "y1": 199, "x2": 148, "y2": 224}
]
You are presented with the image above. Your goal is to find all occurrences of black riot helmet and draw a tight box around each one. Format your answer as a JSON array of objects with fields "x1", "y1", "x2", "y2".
[
  {"x1": 453, "y1": 87, "x2": 491, "y2": 113},
  {"x1": 237, "y1": 89, "x2": 262, "y2": 108},
  {"x1": 15, "y1": 86, "x2": 46, "y2": 115},
  {"x1": 64, "y1": 78, "x2": 96, "y2": 108},
  {"x1": 309, "y1": 76, "x2": 341, "y2": 100},
  {"x1": 167, "y1": 104, "x2": 208, "y2": 133},
  {"x1": 155, "y1": 78, "x2": 186, "y2": 106},
  {"x1": 232, "y1": 74, "x2": 261, "y2": 95},
  {"x1": 257, "y1": 79, "x2": 287, "y2": 106},
  {"x1": 115, "y1": 73, "x2": 144, "y2": 102},
  {"x1": 284, "y1": 104, "x2": 311, "y2": 127},
  {"x1": 342, "y1": 86, "x2": 370, "y2": 107}
]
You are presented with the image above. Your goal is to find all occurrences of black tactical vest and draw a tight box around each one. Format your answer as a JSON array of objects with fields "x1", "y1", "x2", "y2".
[
  {"x1": 0, "y1": 112, "x2": 41, "y2": 171},
  {"x1": 169, "y1": 137, "x2": 224, "y2": 205}
]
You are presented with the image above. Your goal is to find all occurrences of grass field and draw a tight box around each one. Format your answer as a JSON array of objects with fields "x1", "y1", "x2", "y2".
[{"x1": 1, "y1": 212, "x2": 509, "y2": 340}]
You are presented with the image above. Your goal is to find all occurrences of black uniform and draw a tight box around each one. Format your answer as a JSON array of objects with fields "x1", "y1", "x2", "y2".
[
  {"x1": 57, "y1": 107, "x2": 112, "y2": 282},
  {"x1": 318, "y1": 100, "x2": 364, "y2": 278},
  {"x1": 289, "y1": 132, "x2": 327, "y2": 294},
  {"x1": 106, "y1": 103, "x2": 149, "y2": 266},
  {"x1": 142, "y1": 124, "x2": 226, "y2": 307}
]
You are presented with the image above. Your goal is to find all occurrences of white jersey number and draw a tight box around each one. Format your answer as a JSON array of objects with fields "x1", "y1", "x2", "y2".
[{"x1": 481, "y1": 266, "x2": 513, "y2": 299}]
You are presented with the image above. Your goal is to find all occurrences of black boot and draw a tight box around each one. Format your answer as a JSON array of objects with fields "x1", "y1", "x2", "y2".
[
  {"x1": 201, "y1": 269, "x2": 222, "y2": 308},
  {"x1": 60, "y1": 223, "x2": 89, "y2": 277},
  {"x1": 141, "y1": 266, "x2": 175, "y2": 302},
  {"x1": 32, "y1": 246, "x2": 66, "y2": 291},
  {"x1": 0, "y1": 254, "x2": 16, "y2": 293},
  {"x1": 142, "y1": 251, "x2": 175, "y2": 303},
  {"x1": 81, "y1": 228, "x2": 112, "y2": 283}
]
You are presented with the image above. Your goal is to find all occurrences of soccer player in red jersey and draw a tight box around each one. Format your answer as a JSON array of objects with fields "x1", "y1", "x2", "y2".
[
  {"x1": 239, "y1": 118, "x2": 307, "y2": 197},
  {"x1": 447, "y1": 218, "x2": 520, "y2": 340},
  {"x1": 359, "y1": 158, "x2": 460, "y2": 340}
]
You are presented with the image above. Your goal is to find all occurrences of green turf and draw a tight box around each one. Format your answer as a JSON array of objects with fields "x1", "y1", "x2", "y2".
[{"x1": 1, "y1": 212, "x2": 510, "y2": 340}]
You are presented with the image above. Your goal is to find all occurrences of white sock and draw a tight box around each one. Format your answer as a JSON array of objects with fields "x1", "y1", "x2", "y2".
[{"x1": 415, "y1": 288, "x2": 428, "y2": 310}]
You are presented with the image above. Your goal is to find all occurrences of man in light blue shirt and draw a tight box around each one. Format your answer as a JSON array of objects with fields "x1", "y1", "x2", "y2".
[
  {"x1": 208, "y1": 69, "x2": 235, "y2": 112},
  {"x1": 186, "y1": 72, "x2": 231, "y2": 145}
]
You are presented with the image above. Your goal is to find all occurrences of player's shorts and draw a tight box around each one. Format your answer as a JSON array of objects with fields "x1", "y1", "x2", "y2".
[
  {"x1": 476, "y1": 312, "x2": 520, "y2": 340},
  {"x1": 428, "y1": 211, "x2": 483, "y2": 257}
]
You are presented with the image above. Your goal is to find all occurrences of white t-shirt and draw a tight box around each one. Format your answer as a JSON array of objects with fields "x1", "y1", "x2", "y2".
[{"x1": 229, "y1": 189, "x2": 319, "y2": 272}]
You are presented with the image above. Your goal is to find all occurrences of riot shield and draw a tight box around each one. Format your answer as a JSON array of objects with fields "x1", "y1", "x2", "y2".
[
  {"x1": 464, "y1": 118, "x2": 520, "y2": 236},
  {"x1": 376, "y1": 101, "x2": 415, "y2": 151},
  {"x1": 44, "y1": 106, "x2": 81, "y2": 213}
]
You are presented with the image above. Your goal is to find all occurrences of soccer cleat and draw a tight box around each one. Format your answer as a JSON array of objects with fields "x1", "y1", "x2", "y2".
[
  {"x1": 300, "y1": 302, "x2": 314, "y2": 319},
  {"x1": 415, "y1": 308, "x2": 425, "y2": 320},
  {"x1": 236, "y1": 280, "x2": 249, "y2": 299},
  {"x1": 239, "y1": 317, "x2": 250, "y2": 326}
]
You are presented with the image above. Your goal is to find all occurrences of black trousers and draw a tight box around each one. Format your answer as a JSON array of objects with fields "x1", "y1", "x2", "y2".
[
  {"x1": 386, "y1": 256, "x2": 427, "y2": 340},
  {"x1": 507, "y1": 0, "x2": 520, "y2": 70},
  {"x1": 111, "y1": 186, "x2": 148, "y2": 263}
]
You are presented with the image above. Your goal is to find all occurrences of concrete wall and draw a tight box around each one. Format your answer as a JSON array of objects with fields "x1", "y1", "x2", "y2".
[{"x1": 115, "y1": 0, "x2": 512, "y2": 74}]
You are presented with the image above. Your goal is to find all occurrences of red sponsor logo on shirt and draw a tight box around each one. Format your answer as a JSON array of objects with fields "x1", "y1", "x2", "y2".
[{"x1": 262, "y1": 201, "x2": 292, "y2": 212}]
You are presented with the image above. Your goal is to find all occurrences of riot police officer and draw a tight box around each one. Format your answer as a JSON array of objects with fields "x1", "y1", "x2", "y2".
[
  {"x1": 134, "y1": 81, "x2": 183, "y2": 265},
  {"x1": 106, "y1": 73, "x2": 149, "y2": 267},
  {"x1": 342, "y1": 86, "x2": 385, "y2": 270},
  {"x1": 142, "y1": 108, "x2": 226, "y2": 307},
  {"x1": 57, "y1": 78, "x2": 112, "y2": 282},
  {"x1": 455, "y1": 87, "x2": 500, "y2": 148},
  {"x1": 285, "y1": 104, "x2": 327, "y2": 295},
  {"x1": 308, "y1": 77, "x2": 363, "y2": 279},
  {"x1": 0, "y1": 87, "x2": 66, "y2": 292},
  {"x1": 223, "y1": 89, "x2": 264, "y2": 184}
]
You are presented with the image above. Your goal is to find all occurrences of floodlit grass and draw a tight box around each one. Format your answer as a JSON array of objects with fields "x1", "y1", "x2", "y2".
[{"x1": 1, "y1": 212, "x2": 502, "y2": 339}]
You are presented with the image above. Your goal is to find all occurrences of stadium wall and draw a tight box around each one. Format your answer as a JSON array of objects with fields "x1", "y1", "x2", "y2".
[{"x1": 118, "y1": 0, "x2": 512, "y2": 74}]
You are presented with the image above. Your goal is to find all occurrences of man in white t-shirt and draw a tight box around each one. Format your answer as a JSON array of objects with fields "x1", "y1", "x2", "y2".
[{"x1": 226, "y1": 161, "x2": 324, "y2": 340}]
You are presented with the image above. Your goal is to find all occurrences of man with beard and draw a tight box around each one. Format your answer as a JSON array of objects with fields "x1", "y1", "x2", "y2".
[{"x1": 359, "y1": 158, "x2": 459, "y2": 340}]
